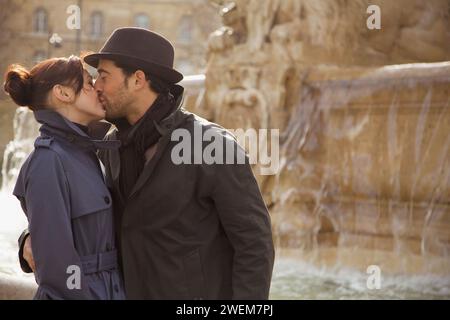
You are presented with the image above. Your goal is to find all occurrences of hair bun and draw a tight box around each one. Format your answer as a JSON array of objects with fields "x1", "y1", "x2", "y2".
[{"x1": 3, "y1": 64, "x2": 32, "y2": 107}]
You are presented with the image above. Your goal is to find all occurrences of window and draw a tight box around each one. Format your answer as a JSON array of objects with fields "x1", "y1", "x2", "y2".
[
  {"x1": 33, "y1": 7, "x2": 48, "y2": 34},
  {"x1": 178, "y1": 15, "x2": 193, "y2": 44},
  {"x1": 91, "y1": 11, "x2": 103, "y2": 37},
  {"x1": 134, "y1": 13, "x2": 150, "y2": 29}
]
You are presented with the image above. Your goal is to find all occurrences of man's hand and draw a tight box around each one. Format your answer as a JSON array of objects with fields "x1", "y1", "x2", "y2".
[{"x1": 23, "y1": 235, "x2": 35, "y2": 272}]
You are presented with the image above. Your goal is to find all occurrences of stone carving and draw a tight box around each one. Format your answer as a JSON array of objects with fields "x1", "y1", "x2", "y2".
[
  {"x1": 246, "y1": 0, "x2": 281, "y2": 52},
  {"x1": 208, "y1": 0, "x2": 450, "y2": 64},
  {"x1": 205, "y1": 0, "x2": 450, "y2": 133},
  {"x1": 215, "y1": 66, "x2": 267, "y2": 131}
]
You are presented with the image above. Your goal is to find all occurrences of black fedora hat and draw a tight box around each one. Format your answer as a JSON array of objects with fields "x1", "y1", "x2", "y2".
[{"x1": 84, "y1": 27, "x2": 183, "y2": 84}]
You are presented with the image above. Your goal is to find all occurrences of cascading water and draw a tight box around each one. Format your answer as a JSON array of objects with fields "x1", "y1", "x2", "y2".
[
  {"x1": 0, "y1": 108, "x2": 39, "y2": 283},
  {"x1": 1, "y1": 107, "x2": 40, "y2": 191}
]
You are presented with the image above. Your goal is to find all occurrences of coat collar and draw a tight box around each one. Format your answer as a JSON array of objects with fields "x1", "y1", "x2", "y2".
[
  {"x1": 34, "y1": 109, "x2": 120, "y2": 151},
  {"x1": 127, "y1": 108, "x2": 194, "y2": 199}
]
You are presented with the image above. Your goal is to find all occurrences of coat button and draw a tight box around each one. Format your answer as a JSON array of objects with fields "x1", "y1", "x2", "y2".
[{"x1": 104, "y1": 196, "x2": 110, "y2": 204}]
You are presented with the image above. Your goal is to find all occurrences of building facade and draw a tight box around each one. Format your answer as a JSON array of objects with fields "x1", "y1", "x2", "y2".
[{"x1": 0, "y1": 0, "x2": 220, "y2": 76}]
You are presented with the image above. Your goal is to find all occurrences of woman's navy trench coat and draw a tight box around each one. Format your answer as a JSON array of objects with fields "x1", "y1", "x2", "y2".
[{"x1": 13, "y1": 110, "x2": 125, "y2": 300}]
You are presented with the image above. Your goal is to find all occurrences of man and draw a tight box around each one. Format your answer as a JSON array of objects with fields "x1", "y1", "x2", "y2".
[{"x1": 19, "y1": 27, "x2": 274, "y2": 299}]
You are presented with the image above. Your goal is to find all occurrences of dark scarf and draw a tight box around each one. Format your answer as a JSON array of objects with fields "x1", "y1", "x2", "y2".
[{"x1": 116, "y1": 93, "x2": 176, "y2": 199}]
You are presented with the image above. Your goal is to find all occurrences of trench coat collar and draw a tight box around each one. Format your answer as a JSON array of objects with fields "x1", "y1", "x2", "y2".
[{"x1": 34, "y1": 109, "x2": 120, "y2": 151}]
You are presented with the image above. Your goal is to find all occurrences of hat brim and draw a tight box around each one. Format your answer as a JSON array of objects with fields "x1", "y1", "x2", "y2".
[{"x1": 84, "y1": 52, "x2": 184, "y2": 84}]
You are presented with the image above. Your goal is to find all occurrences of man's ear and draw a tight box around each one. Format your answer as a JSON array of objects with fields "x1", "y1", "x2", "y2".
[
  {"x1": 133, "y1": 70, "x2": 148, "y2": 90},
  {"x1": 52, "y1": 84, "x2": 75, "y2": 103}
]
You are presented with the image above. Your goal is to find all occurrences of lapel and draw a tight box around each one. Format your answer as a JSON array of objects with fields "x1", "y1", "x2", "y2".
[
  {"x1": 103, "y1": 130, "x2": 125, "y2": 204},
  {"x1": 110, "y1": 145, "x2": 122, "y2": 192},
  {"x1": 127, "y1": 108, "x2": 192, "y2": 200},
  {"x1": 127, "y1": 133, "x2": 171, "y2": 199}
]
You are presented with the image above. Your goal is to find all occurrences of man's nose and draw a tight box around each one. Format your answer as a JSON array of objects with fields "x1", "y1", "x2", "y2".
[{"x1": 93, "y1": 79, "x2": 102, "y2": 91}]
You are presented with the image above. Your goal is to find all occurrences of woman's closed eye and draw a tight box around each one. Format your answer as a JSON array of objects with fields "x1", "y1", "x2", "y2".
[{"x1": 83, "y1": 79, "x2": 95, "y2": 91}]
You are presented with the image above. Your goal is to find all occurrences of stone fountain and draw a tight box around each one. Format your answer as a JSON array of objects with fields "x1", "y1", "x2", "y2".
[{"x1": 198, "y1": 0, "x2": 450, "y2": 276}]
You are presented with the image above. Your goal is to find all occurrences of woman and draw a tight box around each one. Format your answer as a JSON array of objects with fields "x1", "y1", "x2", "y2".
[{"x1": 3, "y1": 56, "x2": 125, "y2": 300}]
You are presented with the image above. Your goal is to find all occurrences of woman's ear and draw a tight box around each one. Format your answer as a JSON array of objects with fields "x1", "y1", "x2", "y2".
[{"x1": 52, "y1": 84, "x2": 75, "y2": 104}]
